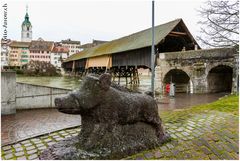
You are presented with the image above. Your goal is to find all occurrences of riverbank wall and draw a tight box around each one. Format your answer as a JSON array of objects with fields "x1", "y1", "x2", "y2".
[{"x1": 1, "y1": 72, "x2": 71, "y2": 115}]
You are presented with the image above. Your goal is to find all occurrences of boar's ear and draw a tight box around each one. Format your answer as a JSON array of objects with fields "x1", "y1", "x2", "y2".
[{"x1": 99, "y1": 73, "x2": 111, "y2": 91}]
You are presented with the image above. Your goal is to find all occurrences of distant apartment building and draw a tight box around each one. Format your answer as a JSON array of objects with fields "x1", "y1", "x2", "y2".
[
  {"x1": 29, "y1": 39, "x2": 54, "y2": 63},
  {"x1": 1, "y1": 39, "x2": 11, "y2": 68},
  {"x1": 9, "y1": 41, "x2": 30, "y2": 67},
  {"x1": 79, "y1": 39, "x2": 108, "y2": 51},
  {"x1": 61, "y1": 39, "x2": 81, "y2": 56},
  {"x1": 51, "y1": 45, "x2": 69, "y2": 68}
]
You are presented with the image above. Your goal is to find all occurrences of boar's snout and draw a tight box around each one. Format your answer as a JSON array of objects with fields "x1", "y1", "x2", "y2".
[{"x1": 55, "y1": 97, "x2": 62, "y2": 108}]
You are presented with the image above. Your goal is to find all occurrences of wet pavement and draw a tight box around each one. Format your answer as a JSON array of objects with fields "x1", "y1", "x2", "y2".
[
  {"x1": 1, "y1": 109, "x2": 81, "y2": 146},
  {"x1": 1, "y1": 93, "x2": 227, "y2": 147},
  {"x1": 1, "y1": 96, "x2": 238, "y2": 160},
  {"x1": 157, "y1": 92, "x2": 228, "y2": 111}
]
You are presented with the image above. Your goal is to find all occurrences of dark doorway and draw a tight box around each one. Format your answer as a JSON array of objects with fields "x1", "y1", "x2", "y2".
[
  {"x1": 163, "y1": 69, "x2": 190, "y2": 93},
  {"x1": 207, "y1": 65, "x2": 233, "y2": 93}
]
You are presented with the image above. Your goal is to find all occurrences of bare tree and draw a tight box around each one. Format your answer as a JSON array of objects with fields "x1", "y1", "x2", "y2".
[{"x1": 197, "y1": 0, "x2": 239, "y2": 48}]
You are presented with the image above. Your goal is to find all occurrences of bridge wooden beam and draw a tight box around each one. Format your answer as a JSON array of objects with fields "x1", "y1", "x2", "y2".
[
  {"x1": 170, "y1": 31, "x2": 187, "y2": 35},
  {"x1": 168, "y1": 31, "x2": 188, "y2": 37}
]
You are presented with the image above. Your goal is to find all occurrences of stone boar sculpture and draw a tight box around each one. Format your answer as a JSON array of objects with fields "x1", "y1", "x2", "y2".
[{"x1": 40, "y1": 73, "x2": 169, "y2": 160}]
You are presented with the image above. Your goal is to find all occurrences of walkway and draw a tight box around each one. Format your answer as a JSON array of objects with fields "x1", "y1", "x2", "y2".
[{"x1": 1, "y1": 109, "x2": 81, "y2": 146}]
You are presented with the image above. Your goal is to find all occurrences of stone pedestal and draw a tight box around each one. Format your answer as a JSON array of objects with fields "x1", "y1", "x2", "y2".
[{"x1": 40, "y1": 122, "x2": 169, "y2": 160}]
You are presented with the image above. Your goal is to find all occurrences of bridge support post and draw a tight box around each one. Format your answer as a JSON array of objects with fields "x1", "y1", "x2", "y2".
[{"x1": 154, "y1": 66, "x2": 163, "y2": 95}]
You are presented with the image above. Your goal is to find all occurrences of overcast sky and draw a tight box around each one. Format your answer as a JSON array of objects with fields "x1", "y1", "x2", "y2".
[{"x1": 2, "y1": 0, "x2": 205, "y2": 44}]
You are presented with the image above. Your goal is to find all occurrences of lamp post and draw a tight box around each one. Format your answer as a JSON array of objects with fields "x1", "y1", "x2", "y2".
[{"x1": 151, "y1": 0, "x2": 155, "y2": 97}]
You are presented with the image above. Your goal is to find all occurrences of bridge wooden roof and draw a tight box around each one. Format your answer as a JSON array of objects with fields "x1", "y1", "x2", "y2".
[{"x1": 64, "y1": 18, "x2": 199, "y2": 63}]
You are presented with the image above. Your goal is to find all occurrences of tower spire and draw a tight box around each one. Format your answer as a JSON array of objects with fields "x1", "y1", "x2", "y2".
[{"x1": 26, "y1": 4, "x2": 28, "y2": 13}]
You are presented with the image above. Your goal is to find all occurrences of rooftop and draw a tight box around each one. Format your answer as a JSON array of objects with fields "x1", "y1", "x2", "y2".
[
  {"x1": 9, "y1": 41, "x2": 30, "y2": 48},
  {"x1": 61, "y1": 39, "x2": 80, "y2": 45},
  {"x1": 29, "y1": 40, "x2": 54, "y2": 51},
  {"x1": 64, "y1": 18, "x2": 199, "y2": 62}
]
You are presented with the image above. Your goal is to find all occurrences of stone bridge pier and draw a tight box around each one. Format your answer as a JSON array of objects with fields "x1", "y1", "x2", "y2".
[{"x1": 155, "y1": 47, "x2": 238, "y2": 94}]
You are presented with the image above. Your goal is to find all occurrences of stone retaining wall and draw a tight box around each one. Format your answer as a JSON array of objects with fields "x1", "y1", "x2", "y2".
[
  {"x1": 1, "y1": 71, "x2": 71, "y2": 115},
  {"x1": 16, "y1": 83, "x2": 71, "y2": 109}
]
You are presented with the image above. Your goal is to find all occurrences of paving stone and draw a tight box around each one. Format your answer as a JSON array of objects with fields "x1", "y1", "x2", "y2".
[
  {"x1": 40, "y1": 135, "x2": 49, "y2": 139},
  {"x1": 55, "y1": 137, "x2": 64, "y2": 141},
  {"x1": 144, "y1": 152, "x2": 153, "y2": 159},
  {"x1": 35, "y1": 143, "x2": 45, "y2": 148},
  {"x1": 21, "y1": 140, "x2": 31, "y2": 144},
  {"x1": 186, "y1": 126, "x2": 194, "y2": 130},
  {"x1": 15, "y1": 147, "x2": 24, "y2": 152},
  {"x1": 37, "y1": 146, "x2": 47, "y2": 151},
  {"x1": 26, "y1": 146, "x2": 35, "y2": 151},
  {"x1": 182, "y1": 152, "x2": 192, "y2": 159},
  {"x1": 15, "y1": 151, "x2": 25, "y2": 157},
  {"x1": 71, "y1": 133, "x2": 78, "y2": 136},
  {"x1": 175, "y1": 133, "x2": 183, "y2": 138},
  {"x1": 176, "y1": 127, "x2": 184, "y2": 132},
  {"x1": 172, "y1": 149, "x2": 180, "y2": 156},
  {"x1": 59, "y1": 131, "x2": 67, "y2": 134},
  {"x1": 201, "y1": 147, "x2": 211, "y2": 155},
  {"x1": 49, "y1": 133, "x2": 58, "y2": 136},
  {"x1": 3, "y1": 149, "x2": 13, "y2": 154},
  {"x1": 43, "y1": 138, "x2": 52, "y2": 143},
  {"x1": 170, "y1": 134, "x2": 177, "y2": 139},
  {"x1": 229, "y1": 152, "x2": 239, "y2": 159},
  {"x1": 154, "y1": 151, "x2": 162, "y2": 158},
  {"x1": 27, "y1": 149, "x2": 38, "y2": 155},
  {"x1": 13, "y1": 144, "x2": 22, "y2": 148},
  {"x1": 221, "y1": 144, "x2": 234, "y2": 153},
  {"x1": 2, "y1": 145, "x2": 12, "y2": 151},
  {"x1": 28, "y1": 154, "x2": 38, "y2": 160},
  {"x1": 47, "y1": 142, "x2": 55, "y2": 146},
  {"x1": 220, "y1": 151, "x2": 235, "y2": 160},
  {"x1": 61, "y1": 133, "x2": 69, "y2": 136},
  {"x1": 226, "y1": 142, "x2": 239, "y2": 153},
  {"x1": 23, "y1": 143, "x2": 33, "y2": 147},
  {"x1": 166, "y1": 143, "x2": 174, "y2": 149},
  {"x1": 135, "y1": 155, "x2": 144, "y2": 160},
  {"x1": 181, "y1": 132, "x2": 190, "y2": 136},
  {"x1": 162, "y1": 151, "x2": 172, "y2": 157},
  {"x1": 3, "y1": 153, "x2": 14, "y2": 160},
  {"x1": 160, "y1": 146, "x2": 168, "y2": 151},
  {"x1": 17, "y1": 156, "x2": 27, "y2": 160}
]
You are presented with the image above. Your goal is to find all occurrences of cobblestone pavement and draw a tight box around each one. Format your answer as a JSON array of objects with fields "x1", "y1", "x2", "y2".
[{"x1": 1, "y1": 109, "x2": 81, "y2": 146}]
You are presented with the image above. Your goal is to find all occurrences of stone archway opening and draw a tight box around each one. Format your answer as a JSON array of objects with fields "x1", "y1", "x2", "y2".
[
  {"x1": 207, "y1": 65, "x2": 233, "y2": 93},
  {"x1": 163, "y1": 69, "x2": 190, "y2": 93}
]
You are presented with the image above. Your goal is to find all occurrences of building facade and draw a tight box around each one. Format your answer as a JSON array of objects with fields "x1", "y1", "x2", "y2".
[
  {"x1": 21, "y1": 9, "x2": 32, "y2": 42},
  {"x1": 51, "y1": 45, "x2": 69, "y2": 68},
  {"x1": 61, "y1": 39, "x2": 81, "y2": 56},
  {"x1": 29, "y1": 40, "x2": 54, "y2": 63},
  {"x1": 9, "y1": 41, "x2": 30, "y2": 67}
]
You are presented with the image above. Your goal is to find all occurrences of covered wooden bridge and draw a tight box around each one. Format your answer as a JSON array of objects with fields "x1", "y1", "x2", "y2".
[{"x1": 63, "y1": 18, "x2": 200, "y2": 84}]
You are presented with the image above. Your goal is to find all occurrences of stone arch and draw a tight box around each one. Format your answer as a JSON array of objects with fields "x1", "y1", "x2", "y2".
[
  {"x1": 163, "y1": 69, "x2": 191, "y2": 93},
  {"x1": 207, "y1": 65, "x2": 233, "y2": 93}
]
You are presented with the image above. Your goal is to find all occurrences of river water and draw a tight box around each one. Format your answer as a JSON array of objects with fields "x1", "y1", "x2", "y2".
[{"x1": 16, "y1": 75, "x2": 229, "y2": 110}]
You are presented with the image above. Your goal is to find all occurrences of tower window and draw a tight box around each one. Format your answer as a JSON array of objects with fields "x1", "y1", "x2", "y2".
[
  {"x1": 27, "y1": 33, "x2": 29, "y2": 38},
  {"x1": 27, "y1": 27, "x2": 29, "y2": 31}
]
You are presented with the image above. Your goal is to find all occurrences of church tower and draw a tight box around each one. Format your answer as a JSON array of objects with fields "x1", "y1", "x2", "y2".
[{"x1": 21, "y1": 6, "x2": 32, "y2": 42}]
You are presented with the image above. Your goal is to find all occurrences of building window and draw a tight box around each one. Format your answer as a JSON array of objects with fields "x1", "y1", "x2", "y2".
[
  {"x1": 27, "y1": 27, "x2": 29, "y2": 31},
  {"x1": 27, "y1": 33, "x2": 29, "y2": 38}
]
